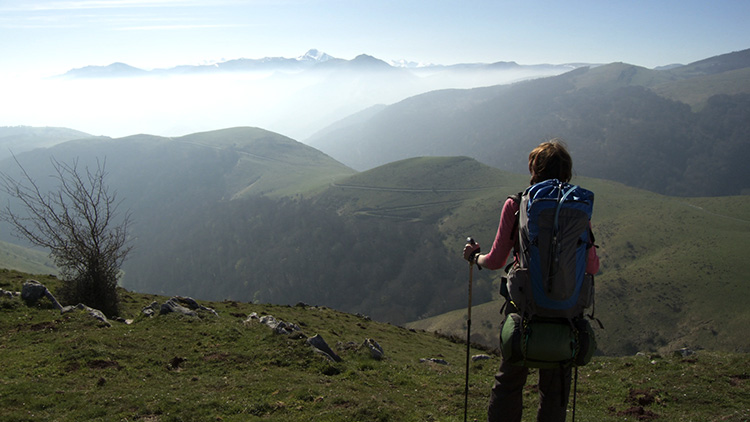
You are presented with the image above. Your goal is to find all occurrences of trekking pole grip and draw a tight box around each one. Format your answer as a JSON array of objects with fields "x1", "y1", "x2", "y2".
[{"x1": 467, "y1": 237, "x2": 481, "y2": 270}]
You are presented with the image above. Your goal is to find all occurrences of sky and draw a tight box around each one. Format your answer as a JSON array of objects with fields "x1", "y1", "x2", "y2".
[
  {"x1": 2, "y1": 0, "x2": 749, "y2": 76},
  {"x1": 0, "y1": 0, "x2": 749, "y2": 139}
]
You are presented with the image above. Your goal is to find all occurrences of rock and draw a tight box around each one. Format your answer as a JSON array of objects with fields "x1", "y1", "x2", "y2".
[
  {"x1": 1, "y1": 288, "x2": 19, "y2": 298},
  {"x1": 160, "y1": 298, "x2": 197, "y2": 317},
  {"x1": 21, "y1": 280, "x2": 63, "y2": 310},
  {"x1": 172, "y1": 296, "x2": 219, "y2": 317},
  {"x1": 157, "y1": 296, "x2": 219, "y2": 318},
  {"x1": 356, "y1": 313, "x2": 371, "y2": 321},
  {"x1": 21, "y1": 280, "x2": 46, "y2": 303},
  {"x1": 364, "y1": 338, "x2": 384, "y2": 360},
  {"x1": 141, "y1": 301, "x2": 160, "y2": 317},
  {"x1": 307, "y1": 334, "x2": 342, "y2": 362},
  {"x1": 260, "y1": 315, "x2": 301, "y2": 335},
  {"x1": 61, "y1": 303, "x2": 111, "y2": 327},
  {"x1": 471, "y1": 354, "x2": 492, "y2": 362},
  {"x1": 245, "y1": 313, "x2": 302, "y2": 335},
  {"x1": 420, "y1": 358, "x2": 449, "y2": 365}
]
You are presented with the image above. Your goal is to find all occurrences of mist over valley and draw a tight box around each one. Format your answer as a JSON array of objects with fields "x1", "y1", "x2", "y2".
[{"x1": 2, "y1": 50, "x2": 579, "y2": 142}]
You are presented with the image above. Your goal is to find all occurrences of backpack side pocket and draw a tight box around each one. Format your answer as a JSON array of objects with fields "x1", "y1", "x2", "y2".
[{"x1": 506, "y1": 266, "x2": 533, "y2": 316}]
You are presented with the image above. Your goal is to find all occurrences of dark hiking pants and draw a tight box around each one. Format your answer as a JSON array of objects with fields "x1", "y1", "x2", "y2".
[{"x1": 487, "y1": 359, "x2": 572, "y2": 422}]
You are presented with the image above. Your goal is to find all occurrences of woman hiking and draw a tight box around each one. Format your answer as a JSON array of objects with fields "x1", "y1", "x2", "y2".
[{"x1": 463, "y1": 139, "x2": 600, "y2": 422}]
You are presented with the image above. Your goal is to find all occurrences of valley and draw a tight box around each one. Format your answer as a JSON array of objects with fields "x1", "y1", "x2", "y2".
[{"x1": 2, "y1": 48, "x2": 750, "y2": 358}]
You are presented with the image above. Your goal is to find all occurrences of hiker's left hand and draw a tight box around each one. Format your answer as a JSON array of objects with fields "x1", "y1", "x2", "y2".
[{"x1": 463, "y1": 241, "x2": 480, "y2": 262}]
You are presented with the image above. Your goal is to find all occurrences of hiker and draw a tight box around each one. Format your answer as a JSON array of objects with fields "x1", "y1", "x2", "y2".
[{"x1": 463, "y1": 139, "x2": 600, "y2": 422}]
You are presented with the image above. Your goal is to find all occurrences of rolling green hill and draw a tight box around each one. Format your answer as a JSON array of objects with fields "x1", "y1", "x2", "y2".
[
  {"x1": 123, "y1": 151, "x2": 749, "y2": 356},
  {"x1": 652, "y1": 67, "x2": 750, "y2": 110},
  {"x1": 7, "y1": 127, "x2": 354, "y2": 202},
  {"x1": 176, "y1": 127, "x2": 355, "y2": 198},
  {"x1": 0, "y1": 126, "x2": 93, "y2": 161},
  {"x1": 407, "y1": 176, "x2": 750, "y2": 356},
  {"x1": 1, "y1": 269, "x2": 749, "y2": 421},
  {"x1": 3, "y1": 128, "x2": 749, "y2": 357},
  {"x1": 0, "y1": 240, "x2": 57, "y2": 276}
]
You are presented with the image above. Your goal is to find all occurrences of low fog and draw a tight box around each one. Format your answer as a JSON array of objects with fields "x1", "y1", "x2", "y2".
[{"x1": 1, "y1": 58, "x2": 576, "y2": 141}]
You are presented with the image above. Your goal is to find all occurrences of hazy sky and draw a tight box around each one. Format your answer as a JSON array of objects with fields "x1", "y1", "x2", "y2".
[
  {"x1": 1, "y1": 0, "x2": 749, "y2": 139},
  {"x1": 2, "y1": 0, "x2": 749, "y2": 77}
]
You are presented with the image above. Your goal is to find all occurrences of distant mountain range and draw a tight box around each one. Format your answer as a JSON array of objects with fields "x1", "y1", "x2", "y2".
[
  {"x1": 49, "y1": 50, "x2": 585, "y2": 141},
  {"x1": 307, "y1": 48, "x2": 750, "y2": 196},
  {"x1": 58, "y1": 49, "x2": 581, "y2": 79},
  {"x1": 9, "y1": 48, "x2": 750, "y2": 197}
]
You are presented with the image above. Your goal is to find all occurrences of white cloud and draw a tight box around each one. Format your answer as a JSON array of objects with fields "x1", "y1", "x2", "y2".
[
  {"x1": 114, "y1": 23, "x2": 244, "y2": 31},
  {"x1": 5, "y1": 0, "x2": 211, "y2": 12}
]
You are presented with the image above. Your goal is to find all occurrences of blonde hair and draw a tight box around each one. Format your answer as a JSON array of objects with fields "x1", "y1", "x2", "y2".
[{"x1": 528, "y1": 139, "x2": 572, "y2": 184}]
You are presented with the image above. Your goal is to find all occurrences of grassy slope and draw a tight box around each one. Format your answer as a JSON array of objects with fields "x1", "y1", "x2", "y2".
[
  {"x1": 651, "y1": 67, "x2": 750, "y2": 110},
  {"x1": 321, "y1": 156, "x2": 523, "y2": 223},
  {"x1": 176, "y1": 127, "x2": 355, "y2": 198},
  {"x1": 4, "y1": 152, "x2": 749, "y2": 357},
  {"x1": 405, "y1": 168, "x2": 750, "y2": 356},
  {"x1": 1, "y1": 269, "x2": 748, "y2": 422},
  {"x1": 0, "y1": 240, "x2": 57, "y2": 276}
]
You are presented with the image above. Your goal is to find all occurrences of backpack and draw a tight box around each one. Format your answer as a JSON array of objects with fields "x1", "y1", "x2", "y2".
[{"x1": 500, "y1": 179, "x2": 598, "y2": 367}]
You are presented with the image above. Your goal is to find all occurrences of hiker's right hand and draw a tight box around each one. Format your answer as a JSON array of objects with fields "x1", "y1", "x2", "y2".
[{"x1": 463, "y1": 241, "x2": 480, "y2": 262}]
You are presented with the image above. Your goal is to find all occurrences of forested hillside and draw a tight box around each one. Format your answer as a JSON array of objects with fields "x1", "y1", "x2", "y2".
[
  {"x1": 308, "y1": 49, "x2": 750, "y2": 197},
  {"x1": 3, "y1": 126, "x2": 750, "y2": 356},
  {"x1": 121, "y1": 155, "x2": 521, "y2": 323}
]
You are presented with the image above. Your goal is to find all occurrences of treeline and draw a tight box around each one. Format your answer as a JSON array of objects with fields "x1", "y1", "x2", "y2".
[{"x1": 123, "y1": 196, "x2": 491, "y2": 324}]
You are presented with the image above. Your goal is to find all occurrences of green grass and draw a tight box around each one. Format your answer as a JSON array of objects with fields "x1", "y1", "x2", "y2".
[
  {"x1": 2, "y1": 269, "x2": 749, "y2": 421},
  {"x1": 0, "y1": 240, "x2": 58, "y2": 276},
  {"x1": 652, "y1": 67, "x2": 750, "y2": 110},
  {"x1": 406, "y1": 171, "x2": 750, "y2": 357},
  {"x1": 176, "y1": 127, "x2": 356, "y2": 199},
  {"x1": 6, "y1": 154, "x2": 750, "y2": 358}
]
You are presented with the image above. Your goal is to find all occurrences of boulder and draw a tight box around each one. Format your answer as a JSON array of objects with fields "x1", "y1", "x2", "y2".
[
  {"x1": 245, "y1": 312, "x2": 302, "y2": 335},
  {"x1": 364, "y1": 338, "x2": 384, "y2": 360},
  {"x1": 471, "y1": 354, "x2": 492, "y2": 362},
  {"x1": 307, "y1": 334, "x2": 342, "y2": 362},
  {"x1": 160, "y1": 298, "x2": 197, "y2": 317},
  {"x1": 420, "y1": 358, "x2": 449, "y2": 365},
  {"x1": 158, "y1": 296, "x2": 218, "y2": 317},
  {"x1": 172, "y1": 296, "x2": 219, "y2": 317},
  {"x1": 21, "y1": 280, "x2": 63, "y2": 310},
  {"x1": 141, "y1": 301, "x2": 160, "y2": 317},
  {"x1": 61, "y1": 303, "x2": 112, "y2": 327}
]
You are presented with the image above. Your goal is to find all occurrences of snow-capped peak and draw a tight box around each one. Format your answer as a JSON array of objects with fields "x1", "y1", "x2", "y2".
[
  {"x1": 298, "y1": 49, "x2": 333, "y2": 62},
  {"x1": 389, "y1": 59, "x2": 434, "y2": 68}
]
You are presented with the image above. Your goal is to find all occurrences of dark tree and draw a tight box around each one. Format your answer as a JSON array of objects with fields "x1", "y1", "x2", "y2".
[{"x1": 1, "y1": 156, "x2": 132, "y2": 316}]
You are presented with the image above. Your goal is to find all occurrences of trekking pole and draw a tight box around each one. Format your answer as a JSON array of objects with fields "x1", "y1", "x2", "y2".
[{"x1": 464, "y1": 237, "x2": 480, "y2": 422}]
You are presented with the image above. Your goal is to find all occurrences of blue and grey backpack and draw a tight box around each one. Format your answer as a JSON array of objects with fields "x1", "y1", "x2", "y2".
[{"x1": 500, "y1": 179, "x2": 599, "y2": 368}]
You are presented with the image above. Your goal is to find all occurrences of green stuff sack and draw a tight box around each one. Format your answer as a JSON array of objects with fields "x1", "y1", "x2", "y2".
[{"x1": 500, "y1": 313, "x2": 596, "y2": 368}]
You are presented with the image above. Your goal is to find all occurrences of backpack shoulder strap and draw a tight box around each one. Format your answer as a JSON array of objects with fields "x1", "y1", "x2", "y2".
[{"x1": 504, "y1": 192, "x2": 522, "y2": 272}]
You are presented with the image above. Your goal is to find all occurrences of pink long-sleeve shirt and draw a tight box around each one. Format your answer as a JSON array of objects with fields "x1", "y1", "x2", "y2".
[{"x1": 482, "y1": 197, "x2": 600, "y2": 274}]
